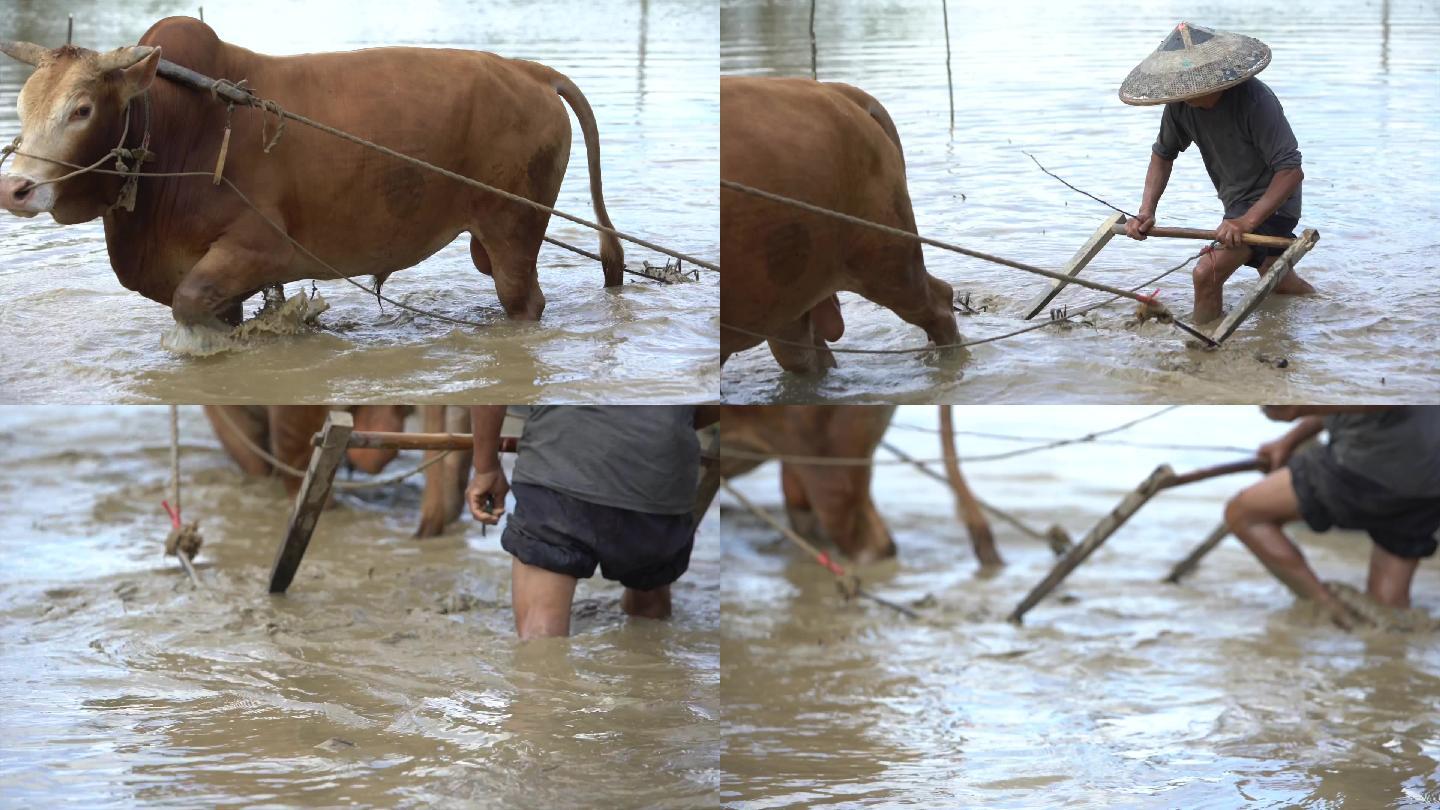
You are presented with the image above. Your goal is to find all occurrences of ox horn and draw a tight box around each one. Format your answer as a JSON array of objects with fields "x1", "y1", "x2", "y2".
[
  {"x1": 94, "y1": 45, "x2": 156, "y2": 72},
  {"x1": 0, "y1": 39, "x2": 47, "y2": 67}
]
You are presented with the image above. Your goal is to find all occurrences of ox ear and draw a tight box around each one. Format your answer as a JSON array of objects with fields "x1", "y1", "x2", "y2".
[
  {"x1": 111, "y1": 46, "x2": 161, "y2": 101},
  {"x1": 0, "y1": 39, "x2": 48, "y2": 67}
]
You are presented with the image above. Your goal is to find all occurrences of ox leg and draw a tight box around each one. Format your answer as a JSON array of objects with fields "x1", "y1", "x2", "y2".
[
  {"x1": 417, "y1": 406, "x2": 471, "y2": 538},
  {"x1": 472, "y1": 226, "x2": 545, "y2": 320},
  {"x1": 796, "y1": 465, "x2": 896, "y2": 562},
  {"x1": 348, "y1": 405, "x2": 406, "y2": 474},
  {"x1": 857, "y1": 255, "x2": 961, "y2": 351},
  {"x1": 268, "y1": 406, "x2": 330, "y2": 500},
  {"x1": 767, "y1": 313, "x2": 837, "y2": 374},
  {"x1": 172, "y1": 231, "x2": 293, "y2": 330},
  {"x1": 780, "y1": 462, "x2": 821, "y2": 541},
  {"x1": 204, "y1": 405, "x2": 272, "y2": 477}
]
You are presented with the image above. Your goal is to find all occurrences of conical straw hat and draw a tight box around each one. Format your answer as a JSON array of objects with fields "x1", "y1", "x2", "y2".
[{"x1": 1119, "y1": 22, "x2": 1271, "y2": 105}]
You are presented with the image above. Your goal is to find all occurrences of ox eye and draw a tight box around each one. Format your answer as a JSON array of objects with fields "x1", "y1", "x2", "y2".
[{"x1": 71, "y1": 105, "x2": 92, "y2": 121}]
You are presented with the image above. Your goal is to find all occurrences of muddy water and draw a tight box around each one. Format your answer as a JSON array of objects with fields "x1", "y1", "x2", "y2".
[
  {"x1": 719, "y1": 0, "x2": 1440, "y2": 404},
  {"x1": 0, "y1": 0, "x2": 718, "y2": 403},
  {"x1": 0, "y1": 406, "x2": 719, "y2": 807},
  {"x1": 722, "y1": 406, "x2": 1440, "y2": 806}
]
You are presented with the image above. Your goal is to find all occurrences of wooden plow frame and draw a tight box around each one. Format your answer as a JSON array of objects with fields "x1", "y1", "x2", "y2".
[
  {"x1": 1022, "y1": 214, "x2": 1320, "y2": 344},
  {"x1": 268, "y1": 412, "x2": 721, "y2": 594}
]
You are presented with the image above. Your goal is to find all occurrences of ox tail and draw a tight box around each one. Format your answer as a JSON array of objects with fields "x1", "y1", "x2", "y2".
[
  {"x1": 553, "y1": 75, "x2": 625, "y2": 287},
  {"x1": 939, "y1": 405, "x2": 1002, "y2": 569}
]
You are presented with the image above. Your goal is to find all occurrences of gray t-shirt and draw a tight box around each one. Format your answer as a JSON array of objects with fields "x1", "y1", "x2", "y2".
[
  {"x1": 1325, "y1": 406, "x2": 1440, "y2": 498},
  {"x1": 510, "y1": 406, "x2": 700, "y2": 515},
  {"x1": 1152, "y1": 78, "x2": 1302, "y2": 221}
]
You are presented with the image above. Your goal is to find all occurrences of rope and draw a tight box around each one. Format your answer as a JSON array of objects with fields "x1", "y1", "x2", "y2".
[
  {"x1": 720, "y1": 179, "x2": 1216, "y2": 346},
  {"x1": 721, "y1": 478, "x2": 921, "y2": 620},
  {"x1": 169, "y1": 404, "x2": 181, "y2": 520},
  {"x1": 164, "y1": 405, "x2": 204, "y2": 589},
  {"x1": 2, "y1": 156, "x2": 518, "y2": 330},
  {"x1": 203, "y1": 80, "x2": 718, "y2": 272},
  {"x1": 884, "y1": 421, "x2": 1251, "y2": 455},
  {"x1": 722, "y1": 248, "x2": 1205, "y2": 356},
  {"x1": 5, "y1": 75, "x2": 714, "y2": 331},
  {"x1": 719, "y1": 405, "x2": 1181, "y2": 467},
  {"x1": 211, "y1": 406, "x2": 455, "y2": 489},
  {"x1": 880, "y1": 440, "x2": 1055, "y2": 545},
  {"x1": 1022, "y1": 151, "x2": 1135, "y2": 219},
  {"x1": 724, "y1": 179, "x2": 1170, "y2": 309}
]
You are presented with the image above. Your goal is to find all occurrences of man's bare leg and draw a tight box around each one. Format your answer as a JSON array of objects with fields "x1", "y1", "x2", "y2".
[
  {"x1": 621, "y1": 585, "x2": 672, "y2": 620},
  {"x1": 1225, "y1": 469, "x2": 1356, "y2": 626},
  {"x1": 1192, "y1": 243, "x2": 1248, "y2": 323},
  {"x1": 1259, "y1": 254, "x2": 1316, "y2": 296},
  {"x1": 1366, "y1": 544, "x2": 1420, "y2": 609},
  {"x1": 511, "y1": 558, "x2": 578, "y2": 639}
]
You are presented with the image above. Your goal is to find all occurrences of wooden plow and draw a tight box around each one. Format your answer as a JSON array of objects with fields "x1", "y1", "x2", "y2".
[
  {"x1": 268, "y1": 412, "x2": 721, "y2": 594},
  {"x1": 1023, "y1": 214, "x2": 1320, "y2": 344},
  {"x1": 1007, "y1": 458, "x2": 1266, "y2": 623}
]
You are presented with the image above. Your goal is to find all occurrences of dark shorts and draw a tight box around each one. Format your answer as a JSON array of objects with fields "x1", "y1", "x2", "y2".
[
  {"x1": 1289, "y1": 445, "x2": 1440, "y2": 559},
  {"x1": 501, "y1": 482, "x2": 695, "y2": 590},
  {"x1": 1243, "y1": 212, "x2": 1299, "y2": 269}
]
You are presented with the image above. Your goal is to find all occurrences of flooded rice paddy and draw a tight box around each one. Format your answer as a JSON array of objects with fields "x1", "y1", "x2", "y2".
[
  {"x1": 722, "y1": 405, "x2": 1440, "y2": 806},
  {"x1": 720, "y1": 0, "x2": 1440, "y2": 404},
  {"x1": 0, "y1": 406, "x2": 720, "y2": 807},
  {"x1": 0, "y1": 0, "x2": 717, "y2": 403}
]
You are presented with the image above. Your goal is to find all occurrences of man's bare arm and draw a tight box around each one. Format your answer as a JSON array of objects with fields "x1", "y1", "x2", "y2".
[
  {"x1": 470, "y1": 406, "x2": 508, "y2": 471},
  {"x1": 1125, "y1": 152, "x2": 1173, "y2": 240}
]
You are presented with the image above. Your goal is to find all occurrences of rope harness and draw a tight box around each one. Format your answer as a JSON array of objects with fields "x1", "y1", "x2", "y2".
[
  {"x1": 2, "y1": 66, "x2": 715, "y2": 333},
  {"x1": 718, "y1": 405, "x2": 1182, "y2": 467},
  {"x1": 210, "y1": 405, "x2": 456, "y2": 490},
  {"x1": 719, "y1": 175, "x2": 1222, "y2": 353},
  {"x1": 0, "y1": 91, "x2": 155, "y2": 212}
]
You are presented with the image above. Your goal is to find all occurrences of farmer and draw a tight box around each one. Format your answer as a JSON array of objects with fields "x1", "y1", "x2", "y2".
[
  {"x1": 466, "y1": 406, "x2": 716, "y2": 639},
  {"x1": 1119, "y1": 22, "x2": 1315, "y2": 323},
  {"x1": 1225, "y1": 406, "x2": 1440, "y2": 627}
]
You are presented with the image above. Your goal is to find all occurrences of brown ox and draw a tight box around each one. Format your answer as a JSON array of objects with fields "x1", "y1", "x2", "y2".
[
  {"x1": 0, "y1": 17, "x2": 622, "y2": 338},
  {"x1": 205, "y1": 404, "x2": 470, "y2": 538},
  {"x1": 721, "y1": 405, "x2": 997, "y2": 566},
  {"x1": 720, "y1": 77, "x2": 958, "y2": 373}
]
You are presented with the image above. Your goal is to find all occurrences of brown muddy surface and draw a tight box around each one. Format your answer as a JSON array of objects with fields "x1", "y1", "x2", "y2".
[
  {"x1": 0, "y1": 0, "x2": 718, "y2": 403},
  {"x1": 0, "y1": 406, "x2": 720, "y2": 807},
  {"x1": 720, "y1": 0, "x2": 1440, "y2": 404},
  {"x1": 721, "y1": 406, "x2": 1440, "y2": 807}
]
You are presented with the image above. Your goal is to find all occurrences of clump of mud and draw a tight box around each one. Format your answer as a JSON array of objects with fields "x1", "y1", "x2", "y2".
[
  {"x1": 1327, "y1": 581, "x2": 1437, "y2": 633},
  {"x1": 160, "y1": 287, "x2": 330, "y2": 357}
]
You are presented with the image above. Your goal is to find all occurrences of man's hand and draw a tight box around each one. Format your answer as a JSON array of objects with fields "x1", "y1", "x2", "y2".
[
  {"x1": 1261, "y1": 406, "x2": 1302, "y2": 422},
  {"x1": 1216, "y1": 215, "x2": 1257, "y2": 249},
  {"x1": 1257, "y1": 438, "x2": 1295, "y2": 472},
  {"x1": 467, "y1": 460, "x2": 509, "y2": 525},
  {"x1": 1124, "y1": 212, "x2": 1156, "y2": 240}
]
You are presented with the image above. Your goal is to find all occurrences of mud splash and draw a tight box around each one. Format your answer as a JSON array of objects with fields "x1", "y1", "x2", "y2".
[{"x1": 159, "y1": 289, "x2": 331, "y2": 357}]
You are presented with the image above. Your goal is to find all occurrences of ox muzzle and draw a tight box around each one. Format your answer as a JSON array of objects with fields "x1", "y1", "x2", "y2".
[{"x1": 0, "y1": 172, "x2": 55, "y2": 217}]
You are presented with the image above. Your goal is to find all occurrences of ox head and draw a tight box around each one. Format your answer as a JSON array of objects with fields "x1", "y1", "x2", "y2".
[{"x1": 0, "y1": 40, "x2": 160, "y2": 223}]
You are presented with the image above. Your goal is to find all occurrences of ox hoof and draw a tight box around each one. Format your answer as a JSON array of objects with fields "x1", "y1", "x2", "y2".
[{"x1": 160, "y1": 321, "x2": 238, "y2": 357}]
